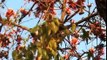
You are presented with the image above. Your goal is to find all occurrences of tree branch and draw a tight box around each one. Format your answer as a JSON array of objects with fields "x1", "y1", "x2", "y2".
[
  {"x1": 66, "y1": 12, "x2": 98, "y2": 29},
  {"x1": 64, "y1": 9, "x2": 79, "y2": 23},
  {"x1": 0, "y1": 16, "x2": 29, "y2": 31},
  {"x1": 19, "y1": 2, "x2": 36, "y2": 23},
  {"x1": 67, "y1": 10, "x2": 79, "y2": 21},
  {"x1": 76, "y1": 12, "x2": 98, "y2": 25}
]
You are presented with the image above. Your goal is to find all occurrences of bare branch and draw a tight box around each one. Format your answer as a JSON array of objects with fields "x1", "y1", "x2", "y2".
[
  {"x1": 66, "y1": 12, "x2": 98, "y2": 29},
  {"x1": 19, "y1": 2, "x2": 36, "y2": 23},
  {"x1": 0, "y1": 16, "x2": 29, "y2": 31},
  {"x1": 76, "y1": 12, "x2": 98, "y2": 25}
]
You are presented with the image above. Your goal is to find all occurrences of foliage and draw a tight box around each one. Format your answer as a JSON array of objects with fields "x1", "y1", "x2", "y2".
[{"x1": 0, "y1": 0, "x2": 106, "y2": 60}]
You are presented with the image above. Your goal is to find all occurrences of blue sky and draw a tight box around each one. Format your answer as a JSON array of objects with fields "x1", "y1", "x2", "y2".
[{"x1": 0, "y1": 0, "x2": 106, "y2": 60}]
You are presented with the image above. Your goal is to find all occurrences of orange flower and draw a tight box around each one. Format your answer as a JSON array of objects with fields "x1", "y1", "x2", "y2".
[
  {"x1": 68, "y1": 1, "x2": 77, "y2": 9},
  {"x1": 20, "y1": 8, "x2": 28, "y2": 15},
  {"x1": 71, "y1": 37, "x2": 78, "y2": 45},
  {"x1": 6, "y1": 8, "x2": 15, "y2": 18},
  {"x1": 64, "y1": 0, "x2": 68, "y2": 3},
  {"x1": 76, "y1": 0, "x2": 85, "y2": 6},
  {"x1": 66, "y1": 7, "x2": 71, "y2": 14},
  {"x1": 64, "y1": 54, "x2": 69, "y2": 60},
  {"x1": 89, "y1": 47, "x2": 95, "y2": 54}
]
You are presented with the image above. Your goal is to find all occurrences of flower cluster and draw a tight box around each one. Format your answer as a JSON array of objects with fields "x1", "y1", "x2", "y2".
[
  {"x1": 0, "y1": 34, "x2": 10, "y2": 47},
  {"x1": 0, "y1": 51, "x2": 8, "y2": 59},
  {"x1": 89, "y1": 22, "x2": 106, "y2": 41},
  {"x1": 6, "y1": 8, "x2": 15, "y2": 19}
]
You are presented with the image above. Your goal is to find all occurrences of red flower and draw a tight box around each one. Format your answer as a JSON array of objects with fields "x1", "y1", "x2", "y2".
[
  {"x1": 20, "y1": 8, "x2": 28, "y2": 15},
  {"x1": 76, "y1": 0, "x2": 85, "y2": 6},
  {"x1": 68, "y1": 1, "x2": 77, "y2": 9},
  {"x1": 6, "y1": 8, "x2": 15, "y2": 18},
  {"x1": 66, "y1": 7, "x2": 71, "y2": 14},
  {"x1": 89, "y1": 47, "x2": 95, "y2": 54},
  {"x1": 64, "y1": 54, "x2": 69, "y2": 60},
  {"x1": 16, "y1": 35, "x2": 22, "y2": 44},
  {"x1": 71, "y1": 37, "x2": 78, "y2": 46},
  {"x1": 98, "y1": 48, "x2": 104, "y2": 55}
]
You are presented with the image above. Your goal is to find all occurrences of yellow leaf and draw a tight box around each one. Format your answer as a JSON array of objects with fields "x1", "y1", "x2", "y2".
[
  {"x1": 53, "y1": 18, "x2": 60, "y2": 26},
  {"x1": 48, "y1": 22, "x2": 59, "y2": 33},
  {"x1": 49, "y1": 38, "x2": 57, "y2": 50},
  {"x1": 71, "y1": 23, "x2": 76, "y2": 33},
  {"x1": 51, "y1": 49, "x2": 57, "y2": 56}
]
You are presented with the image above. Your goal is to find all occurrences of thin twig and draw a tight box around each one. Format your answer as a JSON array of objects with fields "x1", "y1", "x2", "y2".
[
  {"x1": 19, "y1": 2, "x2": 36, "y2": 23},
  {"x1": 67, "y1": 10, "x2": 79, "y2": 21},
  {"x1": 76, "y1": 12, "x2": 98, "y2": 25},
  {"x1": 66, "y1": 12, "x2": 98, "y2": 29},
  {"x1": 37, "y1": 13, "x2": 43, "y2": 25},
  {"x1": 0, "y1": 19, "x2": 29, "y2": 30}
]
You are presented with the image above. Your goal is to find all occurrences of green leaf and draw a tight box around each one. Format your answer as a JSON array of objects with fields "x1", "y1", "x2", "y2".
[
  {"x1": 38, "y1": 48, "x2": 43, "y2": 56},
  {"x1": 48, "y1": 38, "x2": 58, "y2": 56},
  {"x1": 12, "y1": 50, "x2": 22, "y2": 60},
  {"x1": 48, "y1": 29, "x2": 51, "y2": 36},
  {"x1": 42, "y1": 25, "x2": 51, "y2": 37},
  {"x1": 64, "y1": 29, "x2": 71, "y2": 35},
  {"x1": 71, "y1": 23, "x2": 76, "y2": 33},
  {"x1": 38, "y1": 48, "x2": 49, "y2": 60},
  {"x1": 87, "y1": 52, "x2": 94, "y2": 60},
  {"x1": 60, "y1": 56, "x2": 65, "y2": 60},
  {"x1": 49, "y1": 38, "x2": 57, "y2": 50},
  {"x1": 12, "y1": 50, "x2": 18, "y2": 60},
  {"x1": 48, "y1": 22, "x2": 59, "y2": 33},
  {"x1": 87, "y1": 52, "x2": 91, "y2": 60},
  {"x1": 81, "y1": 28, "x2": 90, "y2": 44},
  {"x1": 51, "y1": 49, "x2": 57, "y2": 57},
  {"x1": 42, "y1": 50, "x2": 49, "y2": 60},
  {"x1": 28, "y1": 43, "x2": 37, "y2": 52},
  {"x1": 29, "y1": 26, "x2": 39, "y2": 33},
  {"x1": 53, "y1": 18, "x2": 60, "y2": 26},
  {"x1": 36, "y1": 42, "x2": 42, "y2": 47},
  {"x1": 25, "y1": 50, "x2": 33, "y2": 60}
]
